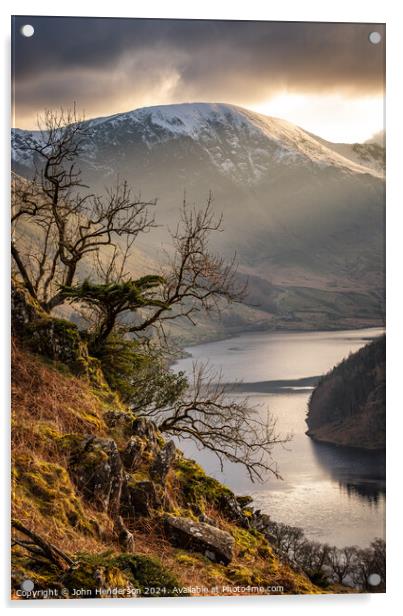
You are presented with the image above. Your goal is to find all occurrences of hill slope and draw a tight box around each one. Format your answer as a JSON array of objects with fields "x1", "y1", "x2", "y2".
[
  {"x1": 11, "y1": 284, "x2": 321, "y2": 599},
  {"x1": 306, "y1": 335, "x2": 385, "y2": 449},
  {"x1": 12, "y1": 103, "x2": 385, "y2": 335}
]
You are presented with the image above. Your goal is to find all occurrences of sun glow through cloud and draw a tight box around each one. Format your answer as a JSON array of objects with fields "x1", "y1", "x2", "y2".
[{"x1": 251, "y1": 94, "x2": 384, "y2": 143}]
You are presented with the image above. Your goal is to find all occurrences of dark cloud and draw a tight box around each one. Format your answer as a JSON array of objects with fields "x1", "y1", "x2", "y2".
[{"x1": 12, "y1": 16, "x2": 385, "y2": 127}]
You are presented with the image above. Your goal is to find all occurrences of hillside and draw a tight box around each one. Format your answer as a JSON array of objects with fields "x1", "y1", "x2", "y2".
[
  {"x1": 12, "y1": 103, "x2": 385, "y2": 337},
  {"x1": 11, "y1": 283, "x2": 323, "y2": 599},
  {"x1": 306, "y1": 336, "x2": 385, "y2": 450}
]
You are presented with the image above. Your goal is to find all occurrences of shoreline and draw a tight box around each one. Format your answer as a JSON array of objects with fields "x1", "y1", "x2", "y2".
[
  {"x1": 305, "y1": 429, "x2": 386, "y2": 453},
  {"x1": 174, "y1": 322, "x2": 385, "y2": 352}
]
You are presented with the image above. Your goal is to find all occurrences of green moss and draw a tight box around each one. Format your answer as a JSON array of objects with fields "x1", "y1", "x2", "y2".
[
  {"x1": 114, "y1": 554, "x2": 180, "y2": 596},
  {"x1": 12, "y1": 550, "x2": 182, "y2": 599},
  {"x1": 229, "y1": 525, "x2": 274, "y2": 564},
  {"x1": 11, "y1": 550, "x2": 64, "y2": 594},
  {"x1": 14, "y1": 282, "x2": 106, "y2": 388},
  {"x1": 175, "y1": 551, "x2": 200, "y2": 566},
  {"x1": 127, "y1": 470, "x2": 150, "y2": 485},
  {"x1": 231, "y1": 526, "x2": 259, "y2": 555},
  {"x1": 67, "y1": 440, "x2": 110, "y2": 479},
  {"x1": 57, "y1": 433, "x2": 86, "y2": 452},
  {"x1": 14, "y1": 455, "x2": 95, "y2": 534},
  {"x1": 62, "y1": 552, "x2": 131, "y2": 596},
  {"x1": 227, "y1": 564, "x2": 265, "y2": 586},
  {"x1": 174, "y1": 457, "x2": 233, "y2": 512}
]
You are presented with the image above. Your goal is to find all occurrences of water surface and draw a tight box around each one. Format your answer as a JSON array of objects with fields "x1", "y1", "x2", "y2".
[{"x1": 173, "y1": 328, "x2": 385, "y2": 548}]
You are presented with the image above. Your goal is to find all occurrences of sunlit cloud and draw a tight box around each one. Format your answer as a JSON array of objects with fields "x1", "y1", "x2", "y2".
[
  {"x1": 12, "y1": 17, "x2": 385, "y2": 143},
  {"x1": 251, "y1": 94, "x2": 384, "y2": 143}
]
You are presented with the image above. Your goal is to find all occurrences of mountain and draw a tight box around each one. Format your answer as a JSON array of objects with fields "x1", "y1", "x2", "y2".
[
  {"x1": 12, "y1": 103, "x2": 385, "y2": 335},
  {"x1": 306, "y1": 335, "x2": 386, "y2": 450}
]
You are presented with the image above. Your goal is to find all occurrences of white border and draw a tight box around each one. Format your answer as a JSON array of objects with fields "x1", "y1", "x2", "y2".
[{"x1": 1, "y1": 1, "x2": 402, "y2": 613}]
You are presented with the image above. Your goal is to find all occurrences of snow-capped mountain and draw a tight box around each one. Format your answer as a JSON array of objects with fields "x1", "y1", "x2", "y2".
[
  {"x1": 12, "y1": 103, "x2": 385, "y2": 331},
  {"x1": 12, "y1": 102, "x2": 383, "y2": 182}
]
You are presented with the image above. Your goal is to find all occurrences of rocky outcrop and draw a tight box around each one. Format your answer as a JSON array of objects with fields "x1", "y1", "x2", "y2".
[
  {"x1": 121, "y1": 480, "x2": 164, "y2": 518},
  {"x1": 122, "y1": 418, "x2": 159, "y2": 464},
  {"x1": 114, "y1": 516, "x2": 135, "y2": 552},
  {"x1": 150, "y1": 440, "x2": 177, "y2": 482},
  {"x1": 163, "y1": 515, "x2": 235, "y2": 565},
  {"x1": 11, "y1": 281, "x2": 102, "y2": 381},
  {"x1": 219, "y1": 492, "x2": 249, "y2": 527},
  {"x1": 122, "y1": 437, "x2": 147, "y2": 471},
  {"x1": 69, "y1": 436, "x2": 125, "y2": 516}
]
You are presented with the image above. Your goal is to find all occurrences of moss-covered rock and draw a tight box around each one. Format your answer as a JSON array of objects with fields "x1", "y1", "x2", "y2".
[
  {"x1": 174, "y1": 456, "x2": 247, "y2": 525},
  {"x1": 163, "y1": 514, "x2": 235, "y2": 565},
  {"x1": 113, "y1": 553, "x2": 180, "y2": 596},
  {"x1": 14, "y1": 455, "x2": 95, "y2": 535},
  {"x1": 68, "y1": 437, "x2": 125, "y2": 515},
  {"x1": 150, "y1": 440, "x2": 177, "y2": 482},
  {"x1": 121, "y1": 478, "x2": 164, "y2": 518},
  {"x1": 11, "y1": 281, "x2": 104, "y2": 385}
]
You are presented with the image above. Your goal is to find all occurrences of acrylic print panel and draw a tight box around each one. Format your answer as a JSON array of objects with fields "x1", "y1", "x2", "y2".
[{"x1": 11, "y1": 16, "x2": 385, "y2": 600}]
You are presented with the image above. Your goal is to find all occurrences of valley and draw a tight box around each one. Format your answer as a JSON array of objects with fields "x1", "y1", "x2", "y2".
[{"x1": 12, "y1": 103, "x2": 385, "y2": 342}]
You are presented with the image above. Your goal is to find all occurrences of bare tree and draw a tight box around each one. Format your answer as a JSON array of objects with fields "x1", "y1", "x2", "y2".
[
  {"x1": 134, "y1": 362, "x2": 289, "y2": 481},
  {"x1": 350, "y1": 539, "x2": 386, "y2": 591},
  {"x1": 327, "y1": 545, "x2": 357, "y2": 585},
  {"x1": 128, "y1": 196, "x2": 246, "y2": 335},
  {"x1": 264, "y1": 521, "x2": 305, "y2": 563},
  {"x1": 12, "y1": 106, "x2": 287, "y2": 483},
  {"x1": 12, "y1": 106, "x2": 156, "y2": 311},
  {"x1": 61, "y1": 197, "x2": 246, "y2": 350},
  {"x1": 294, "y1": 540, "x2": 331, "y2": 582}
]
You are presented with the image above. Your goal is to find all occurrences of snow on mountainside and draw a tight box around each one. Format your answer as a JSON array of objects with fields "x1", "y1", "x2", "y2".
[
  {"x1": 82, "y1": 103, "x2": 383, "y2": 178},
  {"x1": 11, "y1": 102, "x2": 385, "y2": 335},
  {"x1": 12, "y1": 103, "x2": 382, "y2": 182}
]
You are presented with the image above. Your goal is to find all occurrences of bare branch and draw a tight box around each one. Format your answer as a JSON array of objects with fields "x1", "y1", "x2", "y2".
[
  {"x1": 128, "y1": 195, "x2": 247, "y2": 335},
  {"x1": 12, "y1": 519, "x2": 74, "y2": 571},
  {"x1": 138, "y1": 361, "x2": 290, "y2": 482},
  {"x1": 11, "y1": 107, "x2": 156, "y2": 311}
]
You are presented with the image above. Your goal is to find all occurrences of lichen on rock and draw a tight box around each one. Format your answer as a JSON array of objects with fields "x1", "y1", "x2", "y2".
[
  {"x1": 68, "y1": 436, "x2": 125, "y2": 516},
  {"x1": 163, "y1": 514, "x2": 235, "y2": 565}
]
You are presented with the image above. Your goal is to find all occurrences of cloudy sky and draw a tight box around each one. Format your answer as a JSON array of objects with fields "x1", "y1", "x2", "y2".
[{"x1": 12, "y1": 17, "x2": 385, "y2": 142}]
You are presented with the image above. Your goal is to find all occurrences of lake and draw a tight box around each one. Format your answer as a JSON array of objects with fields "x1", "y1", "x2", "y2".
[{"x1": 172, "y1": 328, "x2": 385, "y2": 548}]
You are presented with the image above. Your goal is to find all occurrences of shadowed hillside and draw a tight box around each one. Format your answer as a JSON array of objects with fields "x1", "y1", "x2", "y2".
[
  {"x1": 12, "y1": 103, "x2": 386, "y2": 338},
  {"x1": 306, "y1": 335, "x2": 385, "y2": 450}
]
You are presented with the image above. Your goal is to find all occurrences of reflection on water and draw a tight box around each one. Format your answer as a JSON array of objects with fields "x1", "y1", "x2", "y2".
[
  {"x1": 173, "y1": 328, "x2": 385, "y2": 548},
  {"x1": 309, "y1": 440, "x2": 386, "y2": 504}
]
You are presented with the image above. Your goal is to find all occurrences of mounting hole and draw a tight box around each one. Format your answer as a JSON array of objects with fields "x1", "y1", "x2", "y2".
[
  {"x1": 21, "y1": 579, "x2": 34, "y2": 592},
  {"x1": 21, "y1": 24, "x2": 35, "y2": 38},
  {"x1": 369, "y1": 31, "x2": 382, "y2": 45},
  {"x1": 368, "y1": 573, "x2": 381, "y2": 586}
]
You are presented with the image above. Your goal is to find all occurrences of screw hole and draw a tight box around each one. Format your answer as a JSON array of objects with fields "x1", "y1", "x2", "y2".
[
  {"x1": 368, "y1": 573, "x2": 381, "y2": 586},
  {"x1": 369, "y1": 31, "x2": 382, "y2": 45},
  {"x1": 21, "y1": 24, "x2": 35, "y2": 38}
]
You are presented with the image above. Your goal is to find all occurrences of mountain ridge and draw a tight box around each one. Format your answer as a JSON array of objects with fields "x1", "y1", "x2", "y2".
[
  {"x1": 11, "y1": 102, "x2": 385, "y2": 339},
  {"x1": 12, "y1": 102, "x2": 383, "y2": 179}
]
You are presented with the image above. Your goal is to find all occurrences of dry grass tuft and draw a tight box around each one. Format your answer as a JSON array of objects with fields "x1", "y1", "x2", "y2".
[{"x1": 11, "y1": 339, "x2": 109, "y2": 461}]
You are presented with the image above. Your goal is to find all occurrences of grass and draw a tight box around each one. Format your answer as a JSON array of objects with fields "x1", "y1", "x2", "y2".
[{"x1": 11, "y1": 339, "x2": 325, "y2": 597}]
